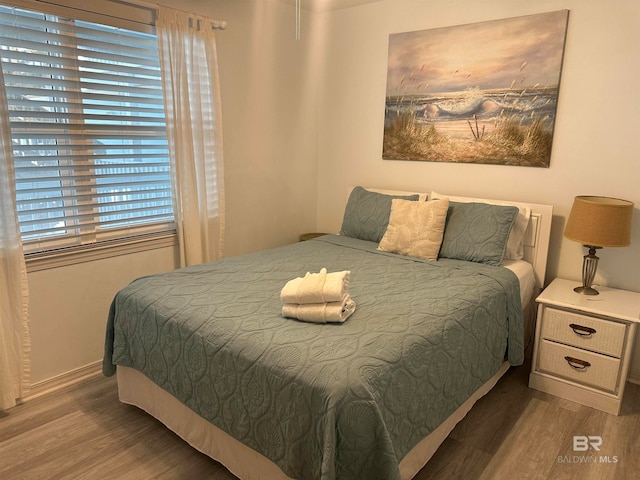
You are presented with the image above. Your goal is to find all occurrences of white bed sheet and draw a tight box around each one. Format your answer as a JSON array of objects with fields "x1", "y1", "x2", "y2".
[{"x1": 503, "y1": 258, "x2": 536, "y2": 307}]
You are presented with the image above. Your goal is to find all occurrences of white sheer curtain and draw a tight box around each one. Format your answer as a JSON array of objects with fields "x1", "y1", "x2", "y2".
[
  {"x1": 156, "y1": 7, "x2": 225, "y2": 267},
  {"x1": 0, "y1": 67, "x2": 31, "y2": 410}
]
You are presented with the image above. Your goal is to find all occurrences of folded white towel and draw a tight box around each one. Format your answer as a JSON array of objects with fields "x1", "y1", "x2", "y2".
[
  {"x1": 280, "y1": 268, "x2": 350, "y2": 305},
  {"x1": 282, "y1": 295, "x2": 356, "y2": 324}
]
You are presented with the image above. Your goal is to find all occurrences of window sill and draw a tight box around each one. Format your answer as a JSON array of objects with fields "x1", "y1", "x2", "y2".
[{"x1": 25, "y1": 231, "x2": 178, "y2": 273}]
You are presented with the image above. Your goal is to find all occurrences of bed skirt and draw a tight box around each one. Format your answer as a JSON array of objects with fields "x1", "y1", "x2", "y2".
[{"x1": 117, "y1": 361, "x2": 510, "y2": 480}]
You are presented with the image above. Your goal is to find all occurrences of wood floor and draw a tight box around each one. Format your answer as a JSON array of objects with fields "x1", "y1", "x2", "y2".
[{"x1": 2, "y1": 362, "x2": 639, "y2": 480}]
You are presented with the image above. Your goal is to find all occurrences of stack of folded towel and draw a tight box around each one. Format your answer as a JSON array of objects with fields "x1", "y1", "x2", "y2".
[{"x1": 280, "y1": 268, "x2": 356, "y2": 323}]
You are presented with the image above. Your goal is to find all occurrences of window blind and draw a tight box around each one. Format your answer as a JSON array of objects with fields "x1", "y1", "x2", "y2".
[{"x1": 0, "y1": 4, "x2": 174, "y2": 253}]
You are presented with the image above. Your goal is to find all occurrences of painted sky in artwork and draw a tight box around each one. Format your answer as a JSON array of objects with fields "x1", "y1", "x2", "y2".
[{"x1": 386, "y1": 11, "x2": 569, "y2": 96}]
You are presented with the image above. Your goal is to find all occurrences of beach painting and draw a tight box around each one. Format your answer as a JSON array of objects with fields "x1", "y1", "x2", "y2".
[{"x1": 383, "y1": 11, "x2": 569, "y2": 167}]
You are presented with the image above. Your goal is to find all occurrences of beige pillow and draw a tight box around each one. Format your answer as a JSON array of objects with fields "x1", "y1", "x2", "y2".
[{"x1": 378, "y1": 198, "x2": 450, "y2": 260}]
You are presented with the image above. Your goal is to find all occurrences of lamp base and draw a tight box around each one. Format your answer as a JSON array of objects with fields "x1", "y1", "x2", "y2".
[
  {"x1": 573, "y1": 285, "x2": 599, "y2": 295},
  {"x1": 576, "y1": 245, "x2": 601, "y2": 295}
]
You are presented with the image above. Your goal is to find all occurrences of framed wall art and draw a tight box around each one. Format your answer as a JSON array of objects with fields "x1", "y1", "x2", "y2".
[{"x1": 383, "y1": 10, "x2": 569, "y2": 167}]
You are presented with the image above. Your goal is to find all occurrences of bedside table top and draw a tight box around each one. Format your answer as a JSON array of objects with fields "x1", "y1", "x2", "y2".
[
  {"x1": 299, "y1": 232, "x2": 329, "y2": 242},
  {"x1": 537, "y1": 278, "x2": 640, "y2": 323}
]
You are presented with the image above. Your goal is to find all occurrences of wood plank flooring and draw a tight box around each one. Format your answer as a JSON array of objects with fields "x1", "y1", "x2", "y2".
[{"x1": 1, "y1": 361, "x2": 639, "y2": 479}]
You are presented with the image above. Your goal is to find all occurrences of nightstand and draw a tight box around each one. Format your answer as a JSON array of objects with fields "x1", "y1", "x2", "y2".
[
  {"x1": 299, "y1": 232, "x2": 328, "y2": 242},
  {"x1": 529, "y1": 278, "x2": 640, "y2": 415}
]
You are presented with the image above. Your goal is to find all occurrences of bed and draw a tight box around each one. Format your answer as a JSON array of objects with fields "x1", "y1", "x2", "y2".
[{"x1": 103, "y1": 187, "x2": 553, "y2": 480}]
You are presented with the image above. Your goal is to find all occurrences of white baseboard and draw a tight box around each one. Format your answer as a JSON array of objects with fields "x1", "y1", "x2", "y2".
[
  {"x1": 26, "y1": 361, "x2": 103, "y2": 401},
  {"x1": 628, "y1": 369, "x2": 640, "y2": 386}
]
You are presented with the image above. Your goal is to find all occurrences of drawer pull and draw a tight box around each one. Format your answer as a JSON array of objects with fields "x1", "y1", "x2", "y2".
[
  {"x1": 564, "y1": 356, "x2": 591, "y2": 370},
  {"x1": 569, "y1": 323, "x2": 596, "y2": 338}
]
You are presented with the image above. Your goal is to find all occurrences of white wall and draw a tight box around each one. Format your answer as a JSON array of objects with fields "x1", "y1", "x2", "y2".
[
  {"x1": 179, "y1": 0, "x2": 321, "y2": 256},
  {"x1": 27, "y1": 246, "x2": 177, "y2": 385},
  {"x1": 313, "y1": 0, "x2": 640, "y2": 371}
]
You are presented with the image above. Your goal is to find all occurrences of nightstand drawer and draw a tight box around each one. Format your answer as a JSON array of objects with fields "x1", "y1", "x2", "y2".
[
  {"x1": 541, "y1": 307, "x2": 626, "y2": 357},
  {"x1": 538, "y1": 340, "x2": 621, "y2": 393}
]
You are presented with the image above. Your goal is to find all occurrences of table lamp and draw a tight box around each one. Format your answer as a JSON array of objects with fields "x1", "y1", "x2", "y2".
[{"x1": 564, "y1": 196, "x2": 634, "y2": 295}]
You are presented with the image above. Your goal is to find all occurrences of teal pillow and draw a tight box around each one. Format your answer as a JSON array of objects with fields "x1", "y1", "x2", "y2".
[
  {"x1": 339, "y1": 187, "x2": 420, "y2": 243},
  {"x1": 439, "y1": 202, "x2": 519, "y2": 265}
]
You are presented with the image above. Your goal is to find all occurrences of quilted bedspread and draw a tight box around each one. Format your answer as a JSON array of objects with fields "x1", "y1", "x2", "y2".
[{"x1": 103, "y1": 235, "x2": 523, "y2": 480}]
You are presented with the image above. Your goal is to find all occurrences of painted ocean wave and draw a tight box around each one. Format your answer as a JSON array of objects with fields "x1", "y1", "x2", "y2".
[{"x1": 385, "y1": 87, "x2": 558, "y2": 126}]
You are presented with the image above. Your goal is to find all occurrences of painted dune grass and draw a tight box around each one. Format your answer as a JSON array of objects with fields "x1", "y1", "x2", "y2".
[{"x1": 383, "y1": 87, "x2": 557, "y2": 167}]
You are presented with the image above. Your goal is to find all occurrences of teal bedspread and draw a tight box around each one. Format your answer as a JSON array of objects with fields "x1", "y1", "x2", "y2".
[{"x1": 103, "y1": 235, "x2": 523, "y2": 480}]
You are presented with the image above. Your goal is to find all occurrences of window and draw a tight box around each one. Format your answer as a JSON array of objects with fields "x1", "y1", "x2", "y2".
[{"x1": 0, "y1": 4, "x2": 174, "y2": 255}]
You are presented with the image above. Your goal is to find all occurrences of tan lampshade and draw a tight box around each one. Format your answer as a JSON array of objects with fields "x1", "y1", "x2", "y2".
[{"x1": 564, "y1": 196, "x2": 634, "y2": 247}]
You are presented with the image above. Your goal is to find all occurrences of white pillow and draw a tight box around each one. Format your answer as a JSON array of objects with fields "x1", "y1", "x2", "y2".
[
  {"x1": 362, "y1": 187, "x2": 429, "y2": 201},
  {"x1": 378, "y1": 198, "x2": 450, "y2": 261},
  {"x1": 430, "y1": 191, "x2": 531, "y2": 261}
]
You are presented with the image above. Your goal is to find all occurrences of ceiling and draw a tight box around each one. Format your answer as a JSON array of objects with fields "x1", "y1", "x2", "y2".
[
  {"x1": 280, "y1": 0, "x2": 384, "y2": 12},
  {"x1": 311, "y1": 0, "x2": 383, "y2": 11}
]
